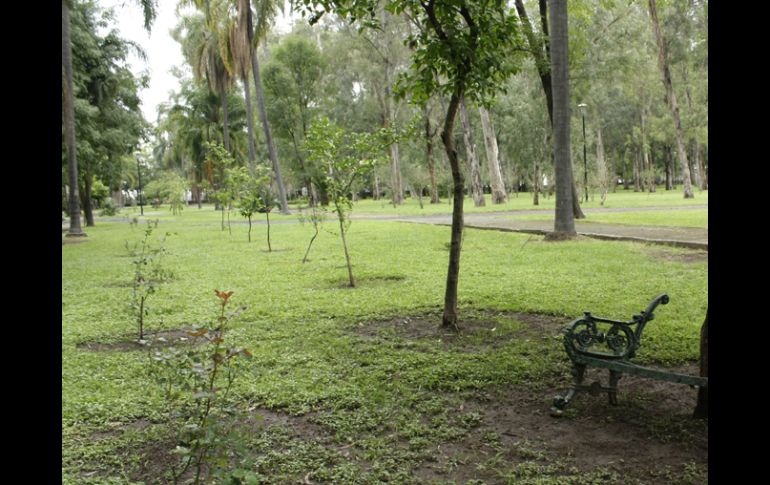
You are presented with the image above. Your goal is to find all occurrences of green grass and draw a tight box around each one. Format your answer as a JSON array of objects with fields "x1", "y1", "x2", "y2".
[
  {"x1": 348, "y1": 187, "x2": 708, "y2": 216},
  {"x1": 62, "y1": 204, "x2": 707, "y2": 483}
]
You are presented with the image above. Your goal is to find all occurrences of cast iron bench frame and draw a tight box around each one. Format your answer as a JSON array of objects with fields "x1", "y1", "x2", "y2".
[{"x1": 550, "y1": 294, "x2": 708, "y2": 416}]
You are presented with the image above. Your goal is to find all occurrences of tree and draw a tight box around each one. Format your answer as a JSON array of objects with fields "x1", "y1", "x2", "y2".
[
  {"x1": 296, "y1": 0, "x2": 522, "y2": 328},
  {"x1": 513, "y1": 0, "x2": 584, "y2": 219},
  {"x1": 478, "y1": 105, "x2": 507, "y2": 203},
  {"x1": 62, "y1": 0, "x2": 157, "y2": 234},
  {"x1": 231, "y1": 164, "x2": 275, "y2": 249},
  {"x1": 693, "y1": 308, "x2": 708, "y2": 419},
  {"x1": 236, "y1": 0, "x2": 291, "y2": 214},
  {"x1": 62, "y1": 1, "x2": 85, "y2": 237},
  {"x1": 549, "y1": 0, "x2": 576, "y2": 237},
  {"x1": 459, "y1": 99, "x2": 485, "y2": 207},
  {"x1": 262, "y1": 34, "x2": 326, "y2": 204},
  {"x1": 304, "y1": 117, "x2": 381, "y2": 288},
  {"x1": 647, "y1": 0, "x2": 693, "y2": 198}
]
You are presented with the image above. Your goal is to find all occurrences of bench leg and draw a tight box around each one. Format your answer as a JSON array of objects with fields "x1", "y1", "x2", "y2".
[
  {"x1": 608, "y1": 370, "x2": 622, "y2": 405},
  {"x1": 551, "y1": 363, "x2": 586, "y2": 416}
]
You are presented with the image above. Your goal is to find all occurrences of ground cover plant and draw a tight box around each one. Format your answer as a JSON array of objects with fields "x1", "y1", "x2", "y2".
[{"x1": 62, "y1": 198, "x2": 707, "y2": 484}]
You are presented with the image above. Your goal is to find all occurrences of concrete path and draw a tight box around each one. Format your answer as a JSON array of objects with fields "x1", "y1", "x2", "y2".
[{"x1": 384, "y1": 206, "x2": 708, "y2": 251}]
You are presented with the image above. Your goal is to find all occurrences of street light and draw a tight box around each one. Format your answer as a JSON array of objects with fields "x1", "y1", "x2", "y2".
[{"x1": 578, "y1": 103, "x2": 588, "y2": 203}]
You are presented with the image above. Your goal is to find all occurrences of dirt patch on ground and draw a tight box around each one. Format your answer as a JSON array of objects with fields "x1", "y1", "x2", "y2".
[
  {"x1": 413, "y1": 365, "x2": 707, "y2": 484},
  {"x1": 351, "y1": 310, "x2": 567, "y2": 351},
  {"x1": 646, "y1": 248, "x2": 708, "y2": 263},
  {"x1": 76, "y1": 328, "x2": 207, "y2": 352}
]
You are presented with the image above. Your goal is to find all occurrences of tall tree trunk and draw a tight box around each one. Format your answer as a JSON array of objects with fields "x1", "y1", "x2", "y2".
[
  {"x1": 220, "y1": 83, "x2": 231, "y2": 153},
  {"x1": 423, "y1": 105, "x2": 440, "y2": 204},
  {"x1": 242, "y1": 77, "x2": 258, "y2": 163},
  {"x1": 478, "y1": 106, "x2": 507, "y2": 203},
  {"x1": 549, "y1": 0, "x2": 576, "y2": 236},
  {"x1": 595, "y1": 125, "x2": 608, "y2": 205},
  {"x1": 533, "y1": 163, "x2": 540, "y2": 206},
  {"x1": 383, "y1": 63, "x2": 404, "y2": 205},
  {"x1": 460, "y1": 99, "x2": 485, "y2": 207},
  {"x1": 697, "y1": 142, "x2": 707, "y2": 190},
  {"x1": 516, "y1": 0, "x2": 583, "y2": 219},
  {"x1": 373, "y1": 174, "x2": 380, "y2": 201},
  {"x1": 693, "y1": 309, "x2": 708, "y2": 419},
  {"x1": 648, "y1": 0, "x2": 694, "y2": 198},
  {"x1": 633, "y1": 149, "x2": 642, "y2": 192},
  {"x1": 250, "y1": 48, "x2": 290, "y2": 213},
  {"x1": 62, "y1": 1, "x2": 85, "y2": 237},
  {"x1": 640, "y1": 98, "x2": 654, "y2": 192},
  {"x1": 441, "y1": 90, "x2": 465, "y2": 329},
  {"x1": 82, "y1": 174, "x2": 94, "y2": 227}
]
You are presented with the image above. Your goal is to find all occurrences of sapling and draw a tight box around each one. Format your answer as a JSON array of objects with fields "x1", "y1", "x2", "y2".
[
  {"x1": 304, "y1": 117, "x2": 385, "y2": 286},
  {"x1": 231, "y1": 164, "x2": 277, "y2": 250},
  {"x1": 149, "y1": 290, "x2": 250, "y2": 484},
  {"x1": 127, "y1": 220, "x2": 173, "y2": 341}
]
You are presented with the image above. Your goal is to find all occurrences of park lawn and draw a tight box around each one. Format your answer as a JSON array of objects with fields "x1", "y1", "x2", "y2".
[
  {"x1": 349, "y1": 187, "x2": 708, "y2": 216},
  {"x1": 62, "y1": 206, "x2": 707, "y2": 484}
]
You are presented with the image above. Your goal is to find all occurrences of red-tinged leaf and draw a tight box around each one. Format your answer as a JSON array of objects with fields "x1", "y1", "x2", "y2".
[
  {"x1": 241, "y1": 349, "x2": 252, "y2": 357},
  {"x1": 211, "y1": 337, "x2": 224, "y2": 344},
  {"x1": 188, "y1": 329, "x2": 208, "y2": 337}
]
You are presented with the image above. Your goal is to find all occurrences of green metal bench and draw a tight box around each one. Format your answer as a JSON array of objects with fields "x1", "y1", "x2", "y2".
[{"x1": 550, "y1": 294, "x2": 708, "y2": 417}]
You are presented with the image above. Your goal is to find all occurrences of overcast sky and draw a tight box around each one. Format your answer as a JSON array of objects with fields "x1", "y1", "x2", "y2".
[{"x1": 97, "y1": 0, "x2": 295, "y2": 124}]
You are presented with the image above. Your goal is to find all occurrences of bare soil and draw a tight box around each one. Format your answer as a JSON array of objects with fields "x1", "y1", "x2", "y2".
[{"x1": 76, "y1": 328, "x2": 207, "y2": 352}]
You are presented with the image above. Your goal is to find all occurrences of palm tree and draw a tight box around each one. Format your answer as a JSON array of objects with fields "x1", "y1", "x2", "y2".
[
  {"x1": 174, "y1": 10, "x2": 235, "y2": 155},
  {"x1": 236, "y1": 0, "x2": 290, "y2": 214},
  {"x1": 549, "y1": 0, "x2": 576, "y2": 237}
]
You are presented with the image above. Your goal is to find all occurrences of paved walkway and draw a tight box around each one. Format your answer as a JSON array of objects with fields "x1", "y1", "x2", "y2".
[{"x1": 386, "y1": 206, "x2": 708, "y2": 251}]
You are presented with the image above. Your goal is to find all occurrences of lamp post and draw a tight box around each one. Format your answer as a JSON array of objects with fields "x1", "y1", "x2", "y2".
[{"x1": 578, "y1": 103, "x2": 588, "y2": 203}]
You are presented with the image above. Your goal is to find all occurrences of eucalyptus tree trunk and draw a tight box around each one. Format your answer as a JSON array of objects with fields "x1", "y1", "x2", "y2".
[
  {"x1": 549, "y1": 0, "x2": 576, "y2": 237},
  {"x1": 383, "y1": 63, "x2": 404, "y2": 206},
  {"x1": 441, "y1": 91, "x2": 465, "y2": 329},
  {"x1": 242, "y1": 78, "x2": 258, "y2": 163},
  {"x1": 423, "y1": 105, "x2": 440, "y2": 204},
  {"x1": 533, "y1": 163, "x2": 540, "y2": 206},
  {"x1": 62, "y1": 0, "x2": 85, "y2": 237},
  {"x1": 690, "y1": 141, "x2": 702, "y2": 190},
  {"x1": 665, "y1": 145, "x2": 674, "y2": 190},
  {"x1": 460, "y1": 99, "x2": 485, "y2": 207},
  {"x1": 373, "y1": 175, "x2": 380, "y2": 201},
  {"x1": 633, "y1": 149, "x2": 642, "y2": 192},
  {"x1": 640, "y1": 99, "x2": 654, "y2": 192},
  {"x1": 478, "y1": 106, "x2": 507, "y2": 203},
  {"x1": 595, "y1": 126, "x2": 608, "y2": 205},
  {"x1": 648, "y1": 0, "x2": 693, "y2": 198},
  {"x1": 695, "y1": 140, "x2": 708, "y2": 190}
]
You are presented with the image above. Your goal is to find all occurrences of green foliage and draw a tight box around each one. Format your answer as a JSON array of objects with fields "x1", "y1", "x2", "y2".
[
  {"x1": 297, "y1": 0, "x2": 523, "y2": 105},
  {"x1": 126, "y1": 220, "x2": 173, "y2": 340},
  {"x1": 143, "y1": 171, "x2": 188, "y2": 215},
  {"x1": 148, "y1": 290, "x2": 251, "y2": 484},
  {"x1": 304, "y1": 117, "x2": 385, "y2": 285},
  {"x1": 99, "y1": 197, "x2": 120, "y2": 217}
]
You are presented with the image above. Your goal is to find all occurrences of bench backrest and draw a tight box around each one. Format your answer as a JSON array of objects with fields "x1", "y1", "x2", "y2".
[{"x1": 563, "y1": 294, "x2": 669, "y2": 360}]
